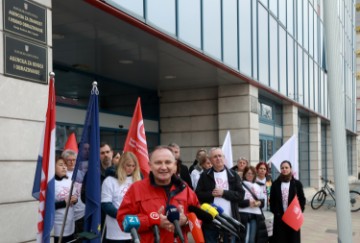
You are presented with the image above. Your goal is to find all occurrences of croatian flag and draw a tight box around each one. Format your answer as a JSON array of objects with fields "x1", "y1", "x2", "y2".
[{"x1": 32, "y1": 73, "x2": 56, "y2": 243}]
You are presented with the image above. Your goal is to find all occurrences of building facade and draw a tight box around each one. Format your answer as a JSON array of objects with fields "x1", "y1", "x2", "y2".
[{"x1": 0, "y1": 0, "x2": 357, "y2": 241}]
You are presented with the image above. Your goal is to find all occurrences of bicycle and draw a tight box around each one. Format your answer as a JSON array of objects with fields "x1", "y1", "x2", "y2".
[{"x1": 311, "y1": 177, "x2": 360, "y2": 212}]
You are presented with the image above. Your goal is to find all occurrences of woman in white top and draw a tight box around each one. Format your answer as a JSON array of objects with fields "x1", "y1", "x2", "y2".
[
  {"x1": 190, "y1": 154, "x2": 212, "y2": 190},
  {"x1": 238, "y1": 166, "x2": 268, "y2": 243},
  {"x1": 101, "y1": 151, "x2": 141, "y2": 243},
  {"x1": 255, "y1": 162, "x2": 272, "y2": 211}
]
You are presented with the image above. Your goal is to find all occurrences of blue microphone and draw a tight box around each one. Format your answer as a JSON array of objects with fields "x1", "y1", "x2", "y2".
[
  {"x1": 211, "y1": 203, "x2": 245, "y2": 229},
  {"x1": 122, "y1": 215, "x2": 141, "y2": 243},
  {"x1": 166, "y1": 205, "x2": 185, "y2": 243}
]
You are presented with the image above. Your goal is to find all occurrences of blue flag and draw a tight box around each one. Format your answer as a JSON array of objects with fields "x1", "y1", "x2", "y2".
[{"x1": 72, "y1": 82, "x2": 101, "y2": 242}]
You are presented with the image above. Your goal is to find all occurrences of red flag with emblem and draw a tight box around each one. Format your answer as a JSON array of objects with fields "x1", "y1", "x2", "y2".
[
  {"x1": 282, "y1": 195, "x2": 304, "y2": 231},
  {"x1": 123, "y1": 98, "x2": 150, "y2": 177}
]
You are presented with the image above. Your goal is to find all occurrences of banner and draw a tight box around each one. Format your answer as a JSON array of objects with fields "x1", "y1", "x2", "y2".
[
  {"x1": 32, "y1": 73, "x2": 56, "y2": 243},
  {"x1": 221, "y1": 131, "x2": 233, "y2": 168},
  {"x1": 267, "y1": 134, "x2": 299, "y2": 179},
  {"x1": 124, "y1": 97, "x2": 150, "y2": 177}
]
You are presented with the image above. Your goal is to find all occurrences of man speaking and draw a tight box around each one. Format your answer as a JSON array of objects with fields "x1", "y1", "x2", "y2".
[{"x1": 117, "y1": 146, "x2": 199, "y2": 243}]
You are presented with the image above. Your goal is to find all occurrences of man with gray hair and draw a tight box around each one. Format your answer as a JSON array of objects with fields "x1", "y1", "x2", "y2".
[{"x1": 196, "y1": 147, "x2": 245, "y2": 243}]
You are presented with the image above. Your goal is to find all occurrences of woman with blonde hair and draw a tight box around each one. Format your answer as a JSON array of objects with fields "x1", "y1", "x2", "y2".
[{"x1": 101, "y1": 152, "x2": 141, "y2": 242}]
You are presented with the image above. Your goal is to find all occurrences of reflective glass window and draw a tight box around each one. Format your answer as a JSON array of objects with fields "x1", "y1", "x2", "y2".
[
  {"x1": 297, "y1": 0, "x2": 303, "y2": 45},
  {"x1": 223, "y1": 0, "x2": 238, "y2": 69},
  {"x1": 304, "y1": 52, "x2": 309, "y2": 107},
  {"x1": 258, "y1": 4, "x2": 269, "y2": 85},
  {"x1": 314, "y1": 10, "x2": 318, "y2": 63},
  {"x1": 309, "y1": 58, "x2": 314, "y2": 110},
  {"x1": 269, "y1": 0, "x2": 278, "y2": 16},
  {"x1": 239, "y1": 0, "x2": 252, "y2": 76},
  {"x1": 309, "y1": 6, "x2": 314, "y2": 57},
  {"x1": 253, "y1": 1, "x2": 258, "y2": 79},
  {"x1": 287, "y1": 35, "x2": 294, "y2": 99},
  {"x1": 314, "y1": 63, "x2": 318, "y2": 112},
  {"x1": 259, "y1": 0, "x2": 267, "y2": 8},
  {"x1": 203, "y1": 0, "x2": 221, "y2": 59},
  {"x1": 298, "y1": 45, "x2": 304, "y2": 104},
  {"x1": 287, "y1": 0, "x2": 293, "y2": 35},
  {"x1": 147, "y1": 0, "x2": 176, "y2": 35},
  {"x1": 279, "y1": 27, "x2": 287, "y2": 95},
  {"x1": 104, "y1": 0, "x2": 144, "y2": 18},
  {"x1": 279, "y1": 0, "x2": 286, "y2": 26},
  {"x1": 178, "y1": 0, "x2": 201, "y2": 48},
  {"x1": 270, "y1": 15, "x2": 278, "y2": 91},
  {"x1": 303, "y1": 1, "x2": 308, "y2": 51}
]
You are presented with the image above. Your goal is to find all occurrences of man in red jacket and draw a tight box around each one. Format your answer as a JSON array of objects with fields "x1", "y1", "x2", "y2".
[{"x1": 117, "y1": 145, "x2": 199, "y2": 243}]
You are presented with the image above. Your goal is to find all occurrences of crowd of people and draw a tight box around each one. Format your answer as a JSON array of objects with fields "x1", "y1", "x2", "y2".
[{"x1": 54, "y1": 141, "x2": 305, "y2": 243}]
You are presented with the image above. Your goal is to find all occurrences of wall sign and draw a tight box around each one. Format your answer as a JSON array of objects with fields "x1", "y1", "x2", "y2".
[
  {"x1": 3, "y1": 0, "x2": 47, "y2": 43},
  {"x1": 4, "y1": 34, "x2": 47, "y2": 84}
]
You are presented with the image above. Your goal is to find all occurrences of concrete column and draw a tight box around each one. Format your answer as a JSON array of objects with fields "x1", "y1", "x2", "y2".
[
  {"x1": 159, "y1": 87, "x2": 219, "y2": 164},
  {"x1": 309, "y1": 117, "x2": 322, "y2": 189},
  {"x1": 326, "y1": 125, "x2": 334, "y2": 180},
  {"x1": 282, "y1": 104, "x2": 298, "y2": 140},
  {"x1": 218, "y1": 84, "x2": 259, "y2": 165}
]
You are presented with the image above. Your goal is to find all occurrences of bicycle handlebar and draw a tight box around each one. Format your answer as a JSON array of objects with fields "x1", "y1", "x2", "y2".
[{"x1": 320, "y1": 177, "x2": 333, "y2": 184}]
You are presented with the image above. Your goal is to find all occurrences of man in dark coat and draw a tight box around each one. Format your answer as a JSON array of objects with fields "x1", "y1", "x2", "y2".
[{"x1": 196, "y1": 147, "x2": 245, "y2": 243}]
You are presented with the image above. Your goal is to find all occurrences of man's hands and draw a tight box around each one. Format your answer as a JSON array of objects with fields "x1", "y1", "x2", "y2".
[
  {"x1": 212, "y1": 188, "x2": 224, "y2": 197},
  {"x1": 158, "y1": 205, "x2": 188, "y2": 233}
]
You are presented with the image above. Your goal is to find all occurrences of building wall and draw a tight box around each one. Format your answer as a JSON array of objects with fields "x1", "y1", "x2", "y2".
[{"x1": 0, "y1": 1, "x2": 52, "y2": 242}]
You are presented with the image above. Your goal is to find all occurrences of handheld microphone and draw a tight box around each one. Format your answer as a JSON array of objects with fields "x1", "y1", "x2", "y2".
[
  {"x1": 187, "y1": 212, "x2": 205, "y2": 243},
  {"x1": 122, "y1": 215, "x2": 141, "y2": 243},
  {"x1": 148, "y1": 212, "x2": 160, "y2": 243},
  {"x1": 188, "y1": 206, "x2": 238, "y2": 238},
  {"x1": 211, "y1": 203, "x2": 245, "y2": 229},
  {"x1": 200, "y1": 203, "x2": 238, "y2": 233},
  {"x1": 166, "y1": 205, "x2": 185, "y2": 243}
]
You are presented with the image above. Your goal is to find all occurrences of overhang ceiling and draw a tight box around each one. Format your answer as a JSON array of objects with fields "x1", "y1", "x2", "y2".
[{"x1": 52, "y1": 0, "x2": 246, "y2": 107}]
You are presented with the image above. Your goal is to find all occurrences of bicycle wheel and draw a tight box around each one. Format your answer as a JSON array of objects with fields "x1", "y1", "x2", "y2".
[
  {"x1": 349, "y1": 190, "x2": 360, "y2": 212},
  {"x1": 311, "y1": 190, "x2": 327, "y2": 210}
]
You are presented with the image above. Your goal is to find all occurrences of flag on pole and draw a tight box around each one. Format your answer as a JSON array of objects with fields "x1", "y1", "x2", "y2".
[
  {"x1": 64, "y1": 132, "x2": 78, "y2": 152},
  {"x1": 32, "y1": 72, "x2": 56, "y2": 243},
  {"x1": 123, "y1": 97, "x2": 150, "y2": 177},
  {"x1": 267, "y1": 134, "x2": 299, "y2": 179},
  {"x1": 72, "y1": 82, "x2": 101, "y2": 242},
  {"x1": 222, "y1": 131, "x2": 233, "y2": 168}
]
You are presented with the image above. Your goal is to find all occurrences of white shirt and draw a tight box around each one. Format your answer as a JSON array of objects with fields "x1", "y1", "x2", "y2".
[
  {"x1": 190, "y1": 168, "x2": 203, "y2": 190},
  {"x1": 256, "y1": 177, "x2": 269, "y2": 211},
  {"x1": 239, "y1": 181, "x2": 262, "y2": 215},
  {"x1": 66, "y1": 170, "x2": 85, "y2": 220},
  {"x1": 281, "y1": 182, "x2": 290, "y2": 211},
  {"x1": 101, "y1": 176, "x2": 133, "y2": 240},
  {"x1": 54, "y1": 177, "x2": 75, "y2": 237},
  {"x1": 213, "y1": 170, "x2": 232, "y2": 217}
]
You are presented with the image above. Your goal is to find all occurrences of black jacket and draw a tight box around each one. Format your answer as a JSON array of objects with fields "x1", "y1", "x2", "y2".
[
  {"x1": 195, "y1": 167, "x2": 245, "y2": 229},
  {"x1": 270, "y1": 177, "x2": 305, "y2": 243}
]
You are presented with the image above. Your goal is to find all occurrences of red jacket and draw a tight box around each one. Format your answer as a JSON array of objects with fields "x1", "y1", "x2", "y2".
[{"x1": 117, "y1": 173, "x2": 199, "y2": 243}]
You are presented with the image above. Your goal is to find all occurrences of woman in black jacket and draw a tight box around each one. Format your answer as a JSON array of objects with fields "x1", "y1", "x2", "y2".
[{"x1": 270, "y1": 160, "x2": 305, "y2": 243}]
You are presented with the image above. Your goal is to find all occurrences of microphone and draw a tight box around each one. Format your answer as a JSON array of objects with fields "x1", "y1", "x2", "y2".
[
  {"x1": 200, "y1": 203, "x2": 238, "y2": 233},
  {"x1": 166, "y1": 205, "x2": 185, "y2": 243},
  {"x1": 188, "y1": 206, "x2": 238, "y2": 238},
  {"x1": 122, "y1": 215, "x2": 141, "y2": 243},
  {"x1": 148, "y1": 212, "x2": 160, "y2": 243},
  {"x1": 187, "y1": 212, "x2": 205, "y2": 243},
  {"x1": 211, "y1": 203, "x2": 245, "y2": 229}
]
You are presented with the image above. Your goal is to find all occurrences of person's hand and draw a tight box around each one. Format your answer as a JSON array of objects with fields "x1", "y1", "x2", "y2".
[
  {"x1": 177, "y1": 205, "x2": 188, "y2": 226},
  {"x1": 212, "y1": 188, "x2": 224, "y2": 197},
  {"x1": 158, "y1": 206, "x2": 174, "y2": 232},
  {"x1": 70, "y1": 195, "x2": 78, "y2": 205}
]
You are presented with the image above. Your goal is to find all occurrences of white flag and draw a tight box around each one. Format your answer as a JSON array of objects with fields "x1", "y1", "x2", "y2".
[
  {"x1": 267, "y1": 134, "x2": 299, "y2": 179},
  {"x1": 222, "y1": 131, "x2": 233, "y2": 168}
]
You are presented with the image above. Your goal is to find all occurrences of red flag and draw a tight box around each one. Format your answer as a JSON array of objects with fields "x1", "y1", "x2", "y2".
[
  {"x1": 282, "y1": 195, "x2": 304, "y2": 231},
  {"x1": 64, "y1": 132, "x2": 78, "y2": 152},
  {"x1": 124, "y1": 98, "x2": 150, "y2": 177}
]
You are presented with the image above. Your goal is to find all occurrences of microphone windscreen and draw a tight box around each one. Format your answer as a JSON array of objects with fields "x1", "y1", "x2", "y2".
[
  {"x1": 166, "y1": 205, "x2": 180, "y2": 223},
  {"x1": 213, "y1": 204, "x2": 224, "y2": 214},
  {"x1": 148, "y1": 212, "x2": 160, "y2": 226},
  {"x1": 187, "y1": 212, "x2": 205, "y2": 243},
  {"x1": 200, "y1": 203, "x2": 218, "y2": 218},
  {"x1": 188, "y1": 205, "x2": 213, "y2": 223},
  {"x1": 122, "y1": 215, "x2": 140, "y2": 232}
]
